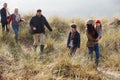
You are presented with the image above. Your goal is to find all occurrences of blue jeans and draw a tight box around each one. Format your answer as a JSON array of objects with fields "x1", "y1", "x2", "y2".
[
  {"x1": 12, "y1": 25, "x2": 19, "y2": 43},
  {"x1": 88, "y1": 43, "x2": 100, "y2": 61}
]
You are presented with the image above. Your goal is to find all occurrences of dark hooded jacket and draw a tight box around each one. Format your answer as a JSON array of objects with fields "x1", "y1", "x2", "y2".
[
  {"x1": 67, "y1": 31, "x2": 81, "y2": 48},
  {"x1": 30, "y1": 15, "x2": 52, "y2": 34},
  {"x1": 0, "y1": 8, "x2": 8, "y2": 24}
]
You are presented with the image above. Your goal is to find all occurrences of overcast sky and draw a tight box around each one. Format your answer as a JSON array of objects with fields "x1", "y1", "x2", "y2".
[{"x1": 0, "y1": 0, "x2": 120, "y2": 18}]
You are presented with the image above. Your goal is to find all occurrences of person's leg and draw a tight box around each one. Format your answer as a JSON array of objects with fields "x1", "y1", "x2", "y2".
[
  {"x1": 33, "y1": 34, "x2": 40, "y2": 51},
  {"x1": 12, "y1": 25, "x2": 18, "y2": 43},
  {"x1": 70, "y1": 47, "x2": 77, "y2": 56},
  {"x1": 40, "y1": 33, "x2": 45, "y2": 53},
  {"x1": 94, "y1": 43, "x2": 100, "y2": 66},
  {"x1": 15, "y1": 26, "x2": 19, "y2": 43},
  {"x1": 88, "y1": 47, "x2": 94, "y2": 60},
  {"x1": 1, "y1": 22, "x2": 5, "y2": 32},
  {"x1": 5, "y1": 24, "x2": 9, "y2": 32}
]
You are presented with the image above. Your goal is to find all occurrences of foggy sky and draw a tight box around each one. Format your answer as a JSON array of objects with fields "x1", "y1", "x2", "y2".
[{"x1": 0, "y1": 0, "x2": 120, "y2": 18}]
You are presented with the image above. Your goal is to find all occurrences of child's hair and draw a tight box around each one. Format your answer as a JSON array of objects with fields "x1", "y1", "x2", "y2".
[
  {"x1": 70, "y1": 23, "x2": 77, "y2": 29},
  {"x1": 87, "y1": 24, "x2": 98, "y2": 39},
  {"x1": 37, "y1": 9, "x2": 42, "y2": 12}
]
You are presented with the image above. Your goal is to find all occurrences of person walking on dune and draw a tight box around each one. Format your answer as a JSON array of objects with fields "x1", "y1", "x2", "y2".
[
  {"x1": 8, "y1": 8, "x2": 23, "y2": 44},
  {"x1": 86, "y1": 19, "x2": 100, "y2": 66},
  {"x1": 67, "y1": 23, "x2": 81, "y2": 56},
  {"x1": 0, "y1": 3, "x2": 10, "y2": 33},
  {"x1": 30, "y1": 9, "x2": 52, "y2": 54}
]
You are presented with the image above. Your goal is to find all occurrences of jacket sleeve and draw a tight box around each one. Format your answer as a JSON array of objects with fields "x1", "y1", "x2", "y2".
[
  {"x1": 77, "y1": 33, "x2": 80, "y2": 48},
  {"x1": 0, "y1": 10, "x2": 1, "y2": 16},
  {"x1": 7, "y1": 14, "x2": 13, "y2": 24},
  {"x1": 1, "y1": 9, "x2": 6, "y2": 20},
  {"x1": 67, "y1": 32, "x2": 71, "y2": 48},
  {"x1": 30, "y1": 17, "x2": 34, "y2": 28},
  {"x1": 44, "y1": 17, "x2": 52, "y2": 32}
]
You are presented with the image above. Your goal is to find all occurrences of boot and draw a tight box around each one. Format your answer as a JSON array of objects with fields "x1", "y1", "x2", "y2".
[
  {"x1": 33, "y1": 45, "x2": 37, "y2": 52},
  {"x1": 95, "y1": 59, "x2": 99, "y2": 67},
  {"x1": 15, "y1": 36, "x2": 18, "y2": 44},
  {"x1": 40, "y1": 45, "x2": 44, "y2": 54}
]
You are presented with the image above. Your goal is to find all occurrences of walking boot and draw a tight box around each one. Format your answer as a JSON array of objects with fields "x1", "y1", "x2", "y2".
[
  {"x1": 40, "y1": 45, "x2": 44, "y2": 54},
  {"x1": 95, "y1": 59, "x2": 99, "y2": 67}
]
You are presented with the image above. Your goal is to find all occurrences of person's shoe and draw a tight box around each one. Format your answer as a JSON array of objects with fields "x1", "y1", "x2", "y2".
[
  {"x1": 33, "y1": 45, "x2": 37, "y2": 52},
  {"x1": 40, "y1": 45, "x2": 44, "y2": 54},
  {"x1": 15, "y1": 36, "x2": 18, "y2": 44},
  {"x1": 95, "y1": 59, "x2": 99, "y2": 67}
]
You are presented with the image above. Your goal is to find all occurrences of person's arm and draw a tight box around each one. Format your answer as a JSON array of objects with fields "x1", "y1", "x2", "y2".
[
  {"x1": 98, "y1": 29, "x2": 102, "y2": 39},
  {"x1": 1, "y1": 9, "x2": 6, "y2": 19},
  {"x1": 19, "y1": 14, "x2": 25, "y2": 22},
  {"x1": 30, "y1": 17, "x2": 36, "y2": 31},
  {"x1": 44, "y1": 17, "x2": 52, "y2": 32},
  {"x1": 77, "y1": 33, "x2": 80, "y2": 48},
  {"x1": 0, "y1": 10, "x2": 1, "y2": 16},
  {"x1": 0, "y1": 10, "x2": 1, "y2": 22},
  {"x1": 7, "y1": 14, "x2": 13, "y2": 24},
  {"x1": 30, "y1": 17, "x2": 34, "y2": 28},
  {"x1": 67, "y1": 32, "x2": 71, "y2": 48},
  {"x1": 96, "y1": 28, "x2": 102, "y2": 41},
  {"x1": 75, "y1": 33, "x2": 81, "y2": 53},
  {"x1": 6, "y1": 8, "x2": 10, "y2": 16}
]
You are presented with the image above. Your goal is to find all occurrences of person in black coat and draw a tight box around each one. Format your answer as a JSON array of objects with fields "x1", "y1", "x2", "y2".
[
  {"x1": 0, "y1": 3, "x2": 10, "y2": 32},
  {"x1": 30, "y1": 9, "x2": 52, "y2": 53},
  {"x1": 67, "y1": 23, "x2": 81, "y2": 56}
]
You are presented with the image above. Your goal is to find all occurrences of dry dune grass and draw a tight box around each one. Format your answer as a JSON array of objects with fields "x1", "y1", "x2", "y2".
[{"x1": 0, "y1": 15, "x2": 120, "y2": 80}]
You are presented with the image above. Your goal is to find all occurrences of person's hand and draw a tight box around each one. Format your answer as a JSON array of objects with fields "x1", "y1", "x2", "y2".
[
  {"x1": 33, "y1": 27, "x2": 36, "y2": 30},
  {"x1": 51, "y1": 30, "x2": 54, "y2": 35},
  {"x1": 20, "y1": 19, "x2": 25, "y2": 22},
  {"x1": 96, "y1": 37, "x2": 100, "y2": 42},
  {"x1": 76, "y1": 48, "x2": 80, "y2": 54}
]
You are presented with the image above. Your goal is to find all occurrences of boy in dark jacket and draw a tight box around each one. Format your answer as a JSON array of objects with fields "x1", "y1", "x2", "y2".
[
  {"x1": 67, "y1": 23, "x2": 80, "y2": 56},
  {"x1": 0, "y1": 3, "x2": 10, "y2": 32},
  {"x1": 30, "y1": 9, "x2": 52, "y2": 53}
]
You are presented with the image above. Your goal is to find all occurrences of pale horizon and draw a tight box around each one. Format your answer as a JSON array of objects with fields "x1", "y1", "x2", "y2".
[{"x1": 0, "y1": 0, "x2": 120, "y2": 18}]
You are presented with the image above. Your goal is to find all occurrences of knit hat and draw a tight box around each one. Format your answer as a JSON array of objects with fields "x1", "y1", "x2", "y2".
[
  {"x1": 96, "y1": 20, "x2": 101, "y2": 24},
  {"x1": 87, "y1": 19, "x2": 94, "y2": 24}
]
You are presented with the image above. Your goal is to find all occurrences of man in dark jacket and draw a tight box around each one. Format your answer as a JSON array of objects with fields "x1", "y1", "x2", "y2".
[
  {"x1": 0, "y1": 3, "x2": 10, "y2": 32},
  {"x1": 30, "y1": 9, "x2": 52, "y2": 53},
  {"x1": 67, "y1": 23, "x2": 80, "y2": 56}
]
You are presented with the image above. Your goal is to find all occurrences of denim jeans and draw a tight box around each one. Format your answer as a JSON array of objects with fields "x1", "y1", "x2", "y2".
[
  {"x1": 88, "y1": 43, "x2": 100, "y2": 61},
  {"x1": 12, "y1": 25, "x2": 19, "y2": 43}
]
